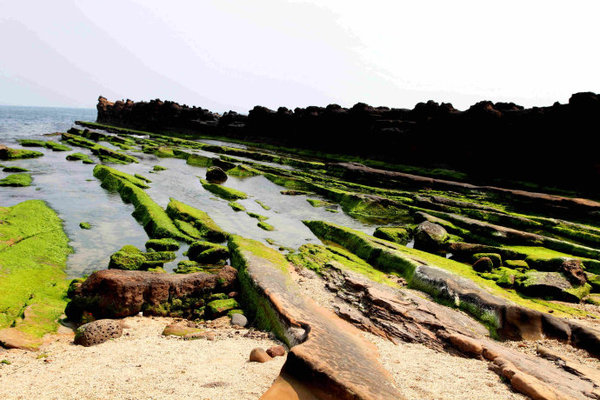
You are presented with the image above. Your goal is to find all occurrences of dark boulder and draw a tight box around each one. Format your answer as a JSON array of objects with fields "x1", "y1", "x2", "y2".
[{"x1": 206, "y1": 166, "x2": 227, "y2": 183}]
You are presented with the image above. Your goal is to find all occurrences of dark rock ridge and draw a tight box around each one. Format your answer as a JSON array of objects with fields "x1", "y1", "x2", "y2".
[{"x1": 96, "y1": 92, "x2": 600, "y2": 194}]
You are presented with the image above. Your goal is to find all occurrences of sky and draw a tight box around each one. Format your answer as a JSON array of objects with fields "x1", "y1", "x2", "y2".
[{"x1": 1, "y1": 0, "x2": 599, "y2": 112}]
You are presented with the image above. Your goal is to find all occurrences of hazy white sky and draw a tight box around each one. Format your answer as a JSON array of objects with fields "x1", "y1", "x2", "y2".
[{"x1": 1, "y1": 0, "x2": 599, "y2": 112}]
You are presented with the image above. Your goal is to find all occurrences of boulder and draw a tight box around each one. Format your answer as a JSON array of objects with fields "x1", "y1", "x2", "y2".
[
  {"x1": 414, "y1": 221, "x2": 448, "y2": 251},
  {"x1": 206, "y1": 166, "x2": 227, "y2": 183},
  {"x1": 518, "y1": 271, "x2": 589, "y2": 303},
  {"x1": 187, "y1": 241, "x2": 229, "y2": 264},
  {"x1": 66, "y1": 266, "x2": 237, "y2": 321},
  {"x1": 74, "y1": 319, "x2": 123, "y2": 347},
  {"x1": 249, "y1": 348, "x2": 272, "y2": 363},
  {"x1": 559, "y1": 259, "x2": 587, "y2": 286}
]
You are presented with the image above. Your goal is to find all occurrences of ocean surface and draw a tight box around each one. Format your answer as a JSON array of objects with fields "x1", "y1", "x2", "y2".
[{"x1": 0, "y1": 105, "x2": 381, "y2": 278}]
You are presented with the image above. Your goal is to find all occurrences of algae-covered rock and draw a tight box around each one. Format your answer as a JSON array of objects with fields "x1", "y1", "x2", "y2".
[
  {"x1": 373, "y1": 226, "x2": 410, "y2": 245},
  {"x1": 414, "y1": 221, "x2": 448, "y2": 251},
  {"x1": 206, "y1": 166, "x2": 227, "y2": 183},
  {"x1": 166, "y1": 198, "x2": 228, "y2": 242},
  {"x1": 186, "y1": 154, "x2": 212, "y2": 168},
  {"x1": 145, "y1": 238, "x2": 180, "y2": 251},
  {"x1": 66, "y1": 152, "x2": 94, "y2": 164},
  {"x1": 207, "y1": 298, "x2": 239, "y2": 317},
  {"x1": 227, "y1": 164, "x2": 260, "y2": 178},
  {"x1": 505, "y1": 259, "x2": 529, "y2": 269},
  {"x1": 108, "y1": 246, "x2": 175, "y2": 270},
  {"x1": 188, "y1": 241, "x2": 229, "y2": 264},
  {"x1": 199, "y1": 179, "x2": 248, "y2": 200},
  {"x1": 228, "y1": 201, "x2": 246, "y2": 212},
  {"x1": 19, "y1": 139, "x2": 71, "y2": 151},
  {"x1": 247, "y1": 212, "x2": 268, "y2": 221},
  {"x1": 153, "y1": 165, "x2": 167, "y2": 171},
  {"x1": 518, "y1": 271, "x2": 590, "y2": 302},
  {"x1": 473, "y1": 253, "x2": 502, "y2": 268},
  {"x1": 0, "y1": 173, "x2": 32, "y2": 187},
  {"x1": 0, "y1": 145, "x2": 43, "y2": 160},
  {"x1": 79, "y1": 222, "x2": 91, "y2": 230},
  {"x1": 174, "y1": 260, "x2": 222, "y2": 274},
  {"x1": 258, "y1": 221, "x2": 274, "y2": 231}
]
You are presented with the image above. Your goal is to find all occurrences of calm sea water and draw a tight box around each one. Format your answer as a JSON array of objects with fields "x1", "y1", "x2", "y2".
[
  {"x1": 0, "y1": 105, "x2": 381, "y2": 278},
  {"x1": 0, "y1": 105, "x2": 96, "y2": 143}
]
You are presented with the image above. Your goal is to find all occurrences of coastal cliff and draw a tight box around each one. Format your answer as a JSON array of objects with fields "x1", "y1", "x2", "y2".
[{"x1": 97, "y1": 93, "x2": 600, "y2": 194}]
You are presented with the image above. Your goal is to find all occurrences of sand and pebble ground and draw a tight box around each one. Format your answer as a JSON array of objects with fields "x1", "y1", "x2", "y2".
[{"x1": 0, "y1": 316, "x2": 286, "y2": 400}]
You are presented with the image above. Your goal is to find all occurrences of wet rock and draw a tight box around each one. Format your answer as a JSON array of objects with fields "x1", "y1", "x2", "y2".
[
  {"x1": 206, "y1": 166, "x2": 227, "y2": 183},
  {"x1": 207, "y1": 298, "x2": 239, "y2": 318},
  {"x1": 162, "y1": 322, "x2": 204, "y2": 338},
  {"x1": 187, "y1": 241, "x2": 229, "y2": 264},
  {"x1": 266, "y1": 345, "x2": 286, "y2": 357},
  {"x1": 74, "y1": 319, "x2": 123, "y2": 347},
  {"x1": 414, "y1": 221, "x2": 448, "y2": 251},
  {"x1": 472, "y1": 256, "x2": 494, "y2": 272},
  {"x1": 230, "y1": 313, "x2": 248, "y2": 327},
  {"x1": 249, "y1": 348, "x2": 272, "y2": 363}
]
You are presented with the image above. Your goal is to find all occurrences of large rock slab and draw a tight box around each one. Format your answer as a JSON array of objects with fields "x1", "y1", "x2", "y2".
[
  {"x1": 228, "y1": 235, "x2": 401, "y2": 400},
  {"x1": 66, "y1": 267, "x2": 237, "y2": 321}
]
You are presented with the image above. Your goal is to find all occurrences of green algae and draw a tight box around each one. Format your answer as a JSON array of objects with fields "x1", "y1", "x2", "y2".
[
  {"x1": 199, "y1": 179, "x2": 248, "y2": 200},
  {"x1": 79, "y1": 222, "x2": 91, "y2": 230},
  {"x1": 187, "y1": 241, "x2": 229, "y2": 264},
  {"x1": 227, "y1": 164, "x2": 260, "y2": 178},
  {"x1": 247, "y1": 212, "x2": 268, "y2": 221},
  {"x1": 207, "y1": 298, "x2": 239, "y2": 316},
  {"x1": 0, "y1": 146, "x2": 43, "y2": 160},
  {"x1": 0, "y1": 173, "x2": 32, "y2": 187},
  {"x1": 61, "y1": 133, "x2": 137, "y2": 164},
  {"x1": 257, "y1": 221, "x2": 274, "y2": 231},
  {"x1": 145, "y1": 238, "x2": 180, "y2": 251},
  {"x1": 134, "y1": 173, "x2": 152, "y2": 183},
  {"x1": 166, "y1": 198, "x2": 228, "y2": 243},
  {"x1": 228, "y1": 235, "x2": 290, "y2": 345},
  {"x1": 373, "y1": 226, "x2": 410, "y2": 245},
  {"x1": 304, "y1": 220, "x2": 590, "y2": 318},
  {"x1": 255, "y1": 200, "x2": 271, "y2": 210},
  {"x1": 0, "y1": 200, "x2": 72, "y2": 345},
  {"x1": 93, "y1": 165, "x2": 189, "y2": 241},
  {"x1": 18, "y1": 139, "x2": 71, "y2": 152},
  {"x1": 108, "y1": 245, "x2": 176, "y2": 270},
  {"x1": 228, "y1": 201, "x2": 246, "y2": 212},
  {"x1": 66, "y1": 152, "x2": 94, "y2": 164},
  {"x1": 153, "y1": 165, "x2": 167, "y2": 171}
]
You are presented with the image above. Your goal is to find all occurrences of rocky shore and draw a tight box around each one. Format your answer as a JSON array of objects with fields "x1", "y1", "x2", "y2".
[{"x1": 2, "y1": 100, "x2": 600, "y2": 399}]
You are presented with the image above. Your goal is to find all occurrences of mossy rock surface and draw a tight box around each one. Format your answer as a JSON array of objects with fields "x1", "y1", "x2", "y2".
[
  {"x1": 207, "y1": 298, "x2": 239, "y2": 317},
  {"x1": 373, "y1": 226, "x2": 410, "y2": 245},
  {"x1": 0, "y1": 146, "x2": 44, "y2": 160},
  {"x1": 228, "y1": 201, "x2": 246, "y2": 212},
  {"x1": 0, "y1": 173, "x2": 32, "y2": 187},
  {"x1": 0, "y1": 200, "x2": 71, "y2": 346},
  {"x1": 258, "y1": 221, "x2": 274, "y2": 231},
  {"x1": 166, "y1": 198, "x2": 228, "y2": 242},
  {"x1": 247, "y1": 212, "x2": 268, "y2": 221},
  {"x1": 199, "y1": 179, "x2": 248, "y2": 200},
  {"x1": 504, "y1": 259, "x2": 528, "y2": 269},
  {"x1": 66, "y1": 152, "x2": 94, "y2": 164},
  {"x1": 153, "y1": 165, "x2": 167, "y2": 171},
  {"x1": 79, "y1": 222, "x2": 91, "y2": 230},
  {"x1": 186, "y1": 154, "x2": 212, "y2": 168},
  {"x1": 145, "y1": 238, "x2": 180, "y2": 251},
  {"x1": 227, "y1": 164, "x2": 260, "y2": 177},
  {"x1": 473, "y1": 253, "x2": 502, "y2": 268},
  {"x1": 188, "y1": 241, "x2": 229, "y2": 264},
  {"x1": 518, "y1": 271, "x2": 590, "y2": 302}
]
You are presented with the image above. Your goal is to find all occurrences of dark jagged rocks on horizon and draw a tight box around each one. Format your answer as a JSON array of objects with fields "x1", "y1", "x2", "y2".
[{"x1": 96, "y1": 93, "x2": 600, "y2": 195}]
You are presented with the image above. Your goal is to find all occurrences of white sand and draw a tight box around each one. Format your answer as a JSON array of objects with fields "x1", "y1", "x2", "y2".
[{"x1": 0, "y1": 316, "x2": 286, "y2": 400}]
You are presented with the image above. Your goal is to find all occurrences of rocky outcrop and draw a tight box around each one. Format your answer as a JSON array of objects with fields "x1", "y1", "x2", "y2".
[
  {"x1": 228, "y1": 235, "x2": 402, "y2": 399},
  {"x1": 65, "y1": 267, "x2": 237, "y2": 321},
  {"x1": 96, "y1": 92, "x2": 600, "y2": 196},
  {"x1": 321, "y1": 263, "x2": 599, "y2": 400}
]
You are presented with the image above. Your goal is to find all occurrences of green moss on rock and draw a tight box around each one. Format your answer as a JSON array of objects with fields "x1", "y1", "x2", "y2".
[
  {"x1": 0, "y1": 146, "x2": 43, "y2": 160},
  {"x1": 373, "y1": 226, "x2": 410, "y2": 245},
  {"x1": 257, "y1": 221, "x2": 274, "y2": 231},
  {"x1": 145, "y1": 238, "x2": 180, "y2": 251},
  {"x1": 166, "y1": 198, "x2": 228, "y2": 243},
  {"x1": 0, "y1": 173, "x2": 32, "y2": 187},
  {"x1": 66, "y1": 152, "x2": 94, "y2": 164},
  {"x1": 2, "y1": 166, "x2": 29, "y2": 172},
  {"x1": 227, "y1": 164, "x2": 260, "y2": 177},
  {"x1": 207, "y1": 298, "x2": 239, "y2": 317},
  {"x1": 188, "y1": 241, "x2": 229, "y2": 264},
  {"x1": 79, "y1": 222, "x2": 91, "y2": 230},
  {"x1": 228, "y1": 201, "x2": 246, "y2": 212},
  {"x1": 199, "y1": 179, "x2": 248, "y2": 200}
]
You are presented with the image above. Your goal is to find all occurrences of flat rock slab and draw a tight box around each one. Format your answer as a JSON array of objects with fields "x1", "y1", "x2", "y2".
[{"x1": 229, "y1": 235, "x2": 402, "y2": 400}]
